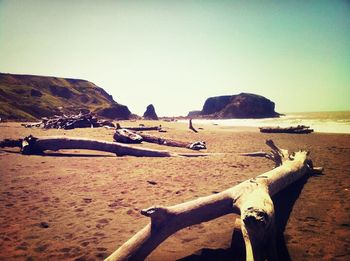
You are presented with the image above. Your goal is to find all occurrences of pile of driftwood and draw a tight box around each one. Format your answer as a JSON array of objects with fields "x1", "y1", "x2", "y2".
[
  {"x1": 259, "y1": 125, "x2": 314, "y2": 134},
  {"x1": 21, "y1": 113, "x2": 115, "y2": 130}
]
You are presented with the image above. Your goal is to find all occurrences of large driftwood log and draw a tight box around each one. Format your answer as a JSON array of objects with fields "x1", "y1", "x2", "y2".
[
  {"x1": 116, "y1": 123, "x2": 161, "y2": 131},
  {"x1": 106, "y1": 140, "x2": 321, "y2": 261},
  {"x1": 113, "y1": 128, "x2": 207, "y2": 150},
  {"x1": 259, "y1": 125, "x2": 314, "y2": 134},
  {"x1": 114, "y1": 129, "x2": 143, "y2": 144},
  {"x1": 0, "y1": 135, "x2": 208, "y2": 157}
]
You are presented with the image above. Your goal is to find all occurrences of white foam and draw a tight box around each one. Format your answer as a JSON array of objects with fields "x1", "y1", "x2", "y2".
[{"x1": 183, "y1": 113, "x2": 350, "y2": 134}]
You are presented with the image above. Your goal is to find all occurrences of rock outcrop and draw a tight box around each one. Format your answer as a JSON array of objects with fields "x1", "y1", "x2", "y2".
[
  {"x1": 187, "y1": 110, "x2": 202, "y2": 118},
  {"x1": 95, "y1": 105, "x2": 131, "y2": 120},
  {"x1": 143, "y1": 104, "x2": 158, "y2": 120},
  {"x1": 0, "y1": 73, "x2": 131, "y2": 120},
  {"x1": 199, "y1": 93, "x2": 279, "y2": 119}
]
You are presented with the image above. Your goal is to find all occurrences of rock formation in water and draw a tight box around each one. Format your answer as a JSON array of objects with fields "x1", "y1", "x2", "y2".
[{"x1": 198, "y1": 93, "x2": 279, "y2": 119}]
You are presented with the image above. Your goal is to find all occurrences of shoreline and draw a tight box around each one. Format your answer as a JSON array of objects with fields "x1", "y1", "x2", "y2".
[{"x1": 0, "y1": 121, "x2": 349, "y2": 260}]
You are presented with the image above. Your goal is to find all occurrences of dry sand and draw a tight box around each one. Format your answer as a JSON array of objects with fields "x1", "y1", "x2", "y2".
[{"x1": 0, "y1": 121, "x2": 349, "y2": 260}]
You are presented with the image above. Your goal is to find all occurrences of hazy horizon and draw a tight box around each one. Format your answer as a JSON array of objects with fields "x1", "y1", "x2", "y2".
[{"x1": 1, "y1": 0, "x2": 349, "y2": 116}]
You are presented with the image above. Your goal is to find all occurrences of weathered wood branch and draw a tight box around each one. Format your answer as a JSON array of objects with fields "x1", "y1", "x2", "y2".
[
  {"x1": 106, "y1": 140, "x2": 321, "y2": 260},
  {"x1": 113, "y1": 129, "x2": 143, "y2": 144},
  {"x1": 189, "y1": 118, "x2": 198, "y2": 133},
  {"x1": 0, "y1": 135, "x2": 208, "y2": 157},
  {"x1": 116, "y1": 123, "x2": 161, "y2": 131},
  {"x1": 113, "y1": 128, "x2": 207, "y2": 150},
  {"x1": 136, "y1": 133, "x2": 206, "y2": 150},
  {"x1": 241, "y1": 139, "x2": 290, "y2": 167}
]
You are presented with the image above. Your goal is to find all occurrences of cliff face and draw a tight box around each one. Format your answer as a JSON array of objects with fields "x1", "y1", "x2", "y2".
[
  {"x1": 0, "y1": 73, "x2": 131, "y2": 120},
  {"x1": 200, "y1": 93, "x2": 279, "y2": 119}
]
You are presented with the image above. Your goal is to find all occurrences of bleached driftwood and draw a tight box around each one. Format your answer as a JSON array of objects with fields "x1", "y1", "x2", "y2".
[
  {"x1": 106, "y1": 140, "x2": 321, "y2": 261},
  {"x1": 135, "y1": 133, "x2": 206, "y2": 150},
  {"x1": 113, "y1": 128, "x2": 206, "y2": 150},
  {"x1": 0, "y1": 135, "x2": 208, "y2": 157},
  {"x1": 113, "y1": 129, "x2": 143, "y2": 144},
  {"x1": 116, "y1": 123, "x2": 161, "y2": 131}
]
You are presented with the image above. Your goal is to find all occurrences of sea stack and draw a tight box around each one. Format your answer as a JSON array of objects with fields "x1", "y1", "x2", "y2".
[
  {"x1": 143, "y1": 104, "x2": 158, "y2": 120},
  {"x1": 199, "y1": 93, "x2": 279, "y2": 119}
]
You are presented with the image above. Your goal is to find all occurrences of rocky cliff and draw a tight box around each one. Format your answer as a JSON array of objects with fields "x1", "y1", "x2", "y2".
[
  {"x1": 200, "y1": 93, "x2": 279, "y2": 119},
  {"x1": 143, "y1": 104, "x2": 158, "y2": 120},
  {"x1": 0, "y1": 73, "x2": 131, "y2": 120}
]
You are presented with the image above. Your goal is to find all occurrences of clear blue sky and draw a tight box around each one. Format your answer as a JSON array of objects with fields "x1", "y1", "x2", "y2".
[{"x1": 1, "y1": 0, "x2": 349, "y2": 116}]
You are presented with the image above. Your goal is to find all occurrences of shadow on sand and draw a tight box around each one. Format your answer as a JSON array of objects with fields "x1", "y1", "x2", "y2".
[
  {"x1": 0, "y1": 149, "x2": 115, "y2": 157},
  {"x1": 178, "y1": 175, "x2": 309, "y2": 261}
]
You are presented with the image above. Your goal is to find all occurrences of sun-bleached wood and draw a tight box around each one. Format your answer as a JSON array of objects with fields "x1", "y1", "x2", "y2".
[
  {"x1": 106, "y1": 140, "x2": 319, "y2": 260},
  {"x1": 0, "y1": 135, "x2": 208, "y2": 157},
  {"x1": 136, "y1": 132, "x2": 206, "y2": 150},
  {"x1": 113, "y1": 129, "x2": 143, "y2": 144}
]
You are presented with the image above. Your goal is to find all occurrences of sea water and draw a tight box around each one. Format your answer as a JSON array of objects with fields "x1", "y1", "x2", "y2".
[{"x1": 186, "y1": 111, "x2": 350, "y2": 134}]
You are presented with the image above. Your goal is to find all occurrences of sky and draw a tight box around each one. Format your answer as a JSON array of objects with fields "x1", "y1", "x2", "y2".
[{"x1": 0, "y1": 0, "x2": 349, "y2": 116}]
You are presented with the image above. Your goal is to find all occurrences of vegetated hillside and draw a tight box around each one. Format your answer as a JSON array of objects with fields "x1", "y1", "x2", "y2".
[
  {"x1": 0, "y1": 73, "x2": 131, "y2": 121},
  {"x1": 189, "y1": 93, "x2": 280, "y2": 119}
]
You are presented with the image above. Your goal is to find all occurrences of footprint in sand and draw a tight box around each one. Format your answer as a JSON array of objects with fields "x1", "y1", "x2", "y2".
[
  {"x1": 60, "y1": 247, "x2": 71, "y2": 253},
  {"x1": 96, "y1": 252, "x2": 109, "y2": 259},
  {"x1": 82, "y1": 198, "x2": 92, "y2": 203},
  {"x1": 80, "y1": 241, "x2": 90, "y2": 247},
  {"x1": 64, "y1": 233, "x2": 74, "y2": 240},
  {"x1": 15, "y1": 241, "x2": 29, "y2": 250},
  {"x1": 34, "y1": 243, "x2": 50, "y2": 252},
  {"x1": 96, "y1": 218, "x2": 110, "y2": 229}
]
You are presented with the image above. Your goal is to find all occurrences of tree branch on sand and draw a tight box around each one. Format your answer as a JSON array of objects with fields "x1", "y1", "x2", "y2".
[
  {"x1": 189, "y1": 118, "x2": 198, "y2": 133},
  {"x1": 137, "y1": 132, "x2": 206, "y2": 150},
  {"x1": 0, "y1": 135, "x2": 209, "y2": 157},
  {"x1": 105, "y1": 140, "x2": 322, "y2": 261}
]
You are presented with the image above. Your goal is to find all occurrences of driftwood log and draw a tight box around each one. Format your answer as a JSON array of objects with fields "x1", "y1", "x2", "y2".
[
  {"x1": 114, "y1": 129, "x2": 143, "y2": 144},
  {"x1": 116, "y1": 123, "x2": 161, "y2": 132},
  {"x1": 106, "y1": 140, "x2": 322, "y2": 261},
  {"x1": 137, "y1": 133, "x2": 206, "y2": 150},
  {"x1": 189, "y1": 118, "x2": 198, "y2": 133},
  {"x1": 0, "y1": 135, "x2": 208, "y2": 157},
  {"x1": 113, "y1": 127, "x2": 206, "y2": 150},
  {"x1": 259, "y1": 125, "x2": 314, "y2": 134},
  {"x1": 114, "y1": 129, "x2": 207, "y2": 150}
]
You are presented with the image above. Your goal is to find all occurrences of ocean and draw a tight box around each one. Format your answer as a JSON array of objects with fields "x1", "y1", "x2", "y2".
[{"x1": 186, "y1": 111, "x2": 350, "y2": 134}]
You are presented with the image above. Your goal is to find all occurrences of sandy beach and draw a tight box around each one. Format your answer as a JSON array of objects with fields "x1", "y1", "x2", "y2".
[{"x1": 0, "y1": 121, "x2": 349, "y2": 260}]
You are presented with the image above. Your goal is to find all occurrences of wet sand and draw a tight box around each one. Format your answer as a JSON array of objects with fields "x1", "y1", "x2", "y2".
[{"x1": 0, "y1": 121, "x2": 349, "y2": 260}]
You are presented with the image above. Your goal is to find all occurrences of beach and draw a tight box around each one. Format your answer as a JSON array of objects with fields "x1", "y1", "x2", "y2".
[{"x1": 0, "y1": 121, "x2": 349, "y2": 260}]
